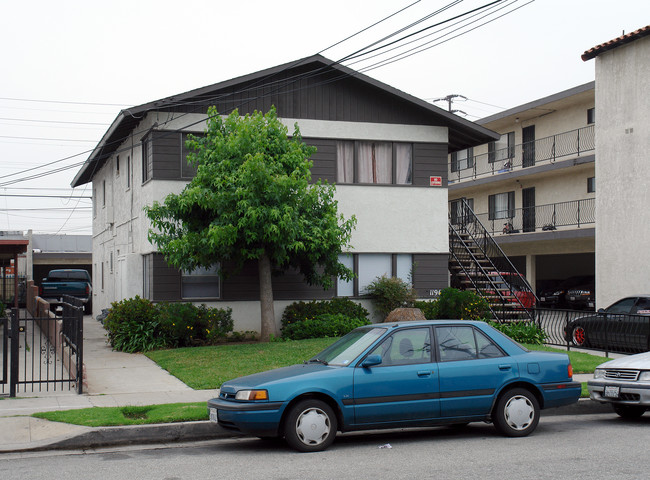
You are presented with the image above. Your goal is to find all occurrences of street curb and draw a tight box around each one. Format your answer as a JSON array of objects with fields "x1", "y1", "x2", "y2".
[
  {"x1": 4, "y1": 421, "x2": 234, "y2": 453},
  {"x1": 2, "y1": 399, "x2": 615, "y2": 453}
]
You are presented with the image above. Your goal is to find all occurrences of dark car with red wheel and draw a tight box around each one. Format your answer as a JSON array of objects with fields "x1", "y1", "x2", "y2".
[{"x1": 565, "y1": 296, "x2": 650, "y2": 352}]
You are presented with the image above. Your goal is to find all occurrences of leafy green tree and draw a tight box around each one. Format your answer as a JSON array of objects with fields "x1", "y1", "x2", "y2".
[{"x1": 145, "y1": 107, "x2": 356, "y2": 341}]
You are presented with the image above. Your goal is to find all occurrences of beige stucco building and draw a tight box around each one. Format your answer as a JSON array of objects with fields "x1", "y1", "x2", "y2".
[
  {"x1": 582, "y1": 25, "x2": 650, "y2": 308},
  {"x1": 448, "y1": 82, "x2": 596, "y2": 295}
]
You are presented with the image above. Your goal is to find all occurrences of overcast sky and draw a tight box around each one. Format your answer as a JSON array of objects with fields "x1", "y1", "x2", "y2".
[{"x1": 1, "y1": 0, "x2": 648, "y2": 235}]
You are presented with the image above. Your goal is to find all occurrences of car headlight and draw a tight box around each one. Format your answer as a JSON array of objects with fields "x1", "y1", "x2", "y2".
[
  {"x1": 639, "y1": 372, "x2": 650, "y2": 382},
  {"x1": 235, "y1": 389, "x2": 269, "y2": 401},
  {"x1": 593, "y1": 369, "x2": 605, "y2": 379}
]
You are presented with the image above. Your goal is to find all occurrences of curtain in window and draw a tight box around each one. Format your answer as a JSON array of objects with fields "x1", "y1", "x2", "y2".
[
  {"x1": 358, "y1": 141, "x2": 391, "y2": 184},
  {"x1": 336, "y1": 141, "x2": 354, "y2": 183},
  {"x1": 395, "y1": 144, "x2": 412, "y2": 184}
]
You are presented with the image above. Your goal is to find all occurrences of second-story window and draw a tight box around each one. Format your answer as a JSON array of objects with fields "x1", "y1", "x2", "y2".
[
  {"x1": 451, "y1": 147, "x2": 473, "y2": 172},
  {"x1": 488, "y1": 132, "x2": 515, "y2": 163},
  {"x1": 336, "y1": 141, "x2": 412, "y2": 185},
  {"x1": 587, "y1": 177, "x2": 595, "y2": 193},
  {"x1": 587, "y1": 108, "x2": 595, "y2": 125},
  {"x1": 142, "y1": 135, "x2": 152, "y2": 183},
  {"x1": 488, "y1": 191, "x2": 515, "y2": 220}
]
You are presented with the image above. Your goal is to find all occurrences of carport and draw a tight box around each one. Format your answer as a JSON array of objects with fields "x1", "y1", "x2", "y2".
[{"x1": 0, "y1": 238, "x2": 28, "y2": 310}]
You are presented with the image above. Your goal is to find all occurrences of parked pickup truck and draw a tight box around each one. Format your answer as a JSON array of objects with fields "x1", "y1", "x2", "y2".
[{"x1": 40, "y1": 269, "x2": 92, "y2": 314}]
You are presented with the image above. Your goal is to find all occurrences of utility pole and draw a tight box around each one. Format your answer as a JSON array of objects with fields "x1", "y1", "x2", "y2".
[{"x1": 432, "y1": 94, "x2": 467, "y2": 116}]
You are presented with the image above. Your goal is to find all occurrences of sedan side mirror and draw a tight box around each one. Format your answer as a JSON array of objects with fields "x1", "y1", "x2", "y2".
[{"x1": 361, "y1": 354, "x2": 382, "y2": 368}]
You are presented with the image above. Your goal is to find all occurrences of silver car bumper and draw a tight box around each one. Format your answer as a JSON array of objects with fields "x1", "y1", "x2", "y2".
[{"x1": 588, "y1": 379, "x2": 650, "y2": 406}]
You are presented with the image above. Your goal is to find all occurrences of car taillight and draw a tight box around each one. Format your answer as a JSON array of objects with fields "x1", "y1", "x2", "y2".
[
  {"x1": 39, "y1": 286, "x2": 43, "y2": 296},
  {"x1": 568, "y1": 364, "x2": 573, "y2": 379},
  {"x1": 86, "y1": 285, "x2": 90, "y2": 295}
]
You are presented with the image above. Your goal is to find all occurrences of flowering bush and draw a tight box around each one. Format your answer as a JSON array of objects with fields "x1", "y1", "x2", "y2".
[
  {"x1": 429, "y1": 288, "x2": 490, "y2": 320},
  {"x1": 104, "y1": 297, "x2": 233, "y2": 352}
]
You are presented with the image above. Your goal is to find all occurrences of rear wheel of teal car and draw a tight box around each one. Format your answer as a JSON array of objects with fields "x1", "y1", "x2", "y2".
[
  {"x1": 284, "y1": 399, "x2": 338, "y2": 452},
  {"x1": 493, "y1": 388, "x2": 540, "y2": 437}
]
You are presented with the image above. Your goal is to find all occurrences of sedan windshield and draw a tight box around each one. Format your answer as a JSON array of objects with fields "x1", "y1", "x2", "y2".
[{"x1": 309, "y1": 327, "x2": 387, "y2": 366}]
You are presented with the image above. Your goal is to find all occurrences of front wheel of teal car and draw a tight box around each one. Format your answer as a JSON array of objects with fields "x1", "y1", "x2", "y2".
[
  {"x1": 284, "y1": 399, "x2": 338, "y2": 452},
  {"x1": 493, "y1": 388, "x2": 540, "y2": 437}
]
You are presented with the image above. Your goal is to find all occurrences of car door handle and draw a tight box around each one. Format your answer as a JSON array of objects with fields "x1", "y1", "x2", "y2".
[
  {"x1": 417, "y1": 370, "x2": 432, "y2": 377},
  {"x1": 498, "y1": 364, "x2": 512, "y2": 371}
]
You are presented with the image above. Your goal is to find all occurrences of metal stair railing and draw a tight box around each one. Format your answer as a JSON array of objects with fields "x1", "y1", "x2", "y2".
[
  {"x1": 449, "y1": 199, "x2": 538, "y2": 321},
  {"x1": 449, "y1": 222, "x2": 514, "y2": 320}
]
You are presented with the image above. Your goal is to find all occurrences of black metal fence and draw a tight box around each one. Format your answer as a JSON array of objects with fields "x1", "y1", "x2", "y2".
[
  {"x1": 449, "y1": 125, "x2": 595, "y2": 183},
  {"x1": 0, "y1": 301, "x2": 83, "y2": 397},
  {"x1": 533, "y1": 308, "x2": 650, "y2": 355},
  {"x1": 476, "y1": 198, "x2": 596, "y2": 235}
]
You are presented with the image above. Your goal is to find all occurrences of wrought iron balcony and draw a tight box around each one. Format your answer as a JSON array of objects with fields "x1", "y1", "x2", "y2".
[
  {"x1": 454, "y1": 198, "x2": 595, "y2": 236},
  {"x1": 449, "y1": 125, "x2": 595, "y2": 183}
]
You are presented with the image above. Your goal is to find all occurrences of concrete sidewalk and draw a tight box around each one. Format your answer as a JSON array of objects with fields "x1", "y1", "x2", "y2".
[
  {"x1": 1, "y1": 315, "x2": 223, "y2": 452},
  {"x1": 0, "y1": 317, "x2": 612, "y2": 453}
]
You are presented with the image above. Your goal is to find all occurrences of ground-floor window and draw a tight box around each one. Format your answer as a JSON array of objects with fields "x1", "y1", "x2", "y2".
[
  {"x1": 181, "y1": 265, "x2": 220, "y2": 299},
  {"x1": 337, "y1": 253, "x2": 412, "y2": 297}
]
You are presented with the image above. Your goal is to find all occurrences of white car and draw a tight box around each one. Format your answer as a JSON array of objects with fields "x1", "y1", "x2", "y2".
[{"x1": 587, "y1": 351, "x2": 650, "y2": 417}]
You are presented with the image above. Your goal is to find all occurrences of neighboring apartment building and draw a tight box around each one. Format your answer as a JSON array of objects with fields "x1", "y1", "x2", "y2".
[
  {"x1": 582, "y1": 25, "x2": 650, "y2": 308},
  {"x1": 71, "y1": 55, "x2": 497, "y2": 329},
  {"x1": 448, "y1": 82, "x2": 596, "y2": 294}
]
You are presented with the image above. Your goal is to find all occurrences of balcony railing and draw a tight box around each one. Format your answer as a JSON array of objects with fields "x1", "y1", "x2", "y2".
[
  {"x1": 449, "y1": 125, "x2": 595, "y2": 183},
  {"x1": 460, "y1": 198, "x2": 595, "y2": 236}
]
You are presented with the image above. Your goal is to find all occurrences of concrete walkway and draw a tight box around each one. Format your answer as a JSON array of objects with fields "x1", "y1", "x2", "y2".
[
  {"x1": 0, "y1": 315, "x2": 220, "y2": 452},
  {"x1": 0, "y1": 317, "x2": 613, "y2": 453}
]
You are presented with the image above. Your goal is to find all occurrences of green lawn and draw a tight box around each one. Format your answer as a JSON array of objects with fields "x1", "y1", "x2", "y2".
[
  {"x1": 145, "y1": 338, "x2": 333, "y2": 389},
  {"x1": 33, "y1": 339, "x2": 603, "y2": 427}
]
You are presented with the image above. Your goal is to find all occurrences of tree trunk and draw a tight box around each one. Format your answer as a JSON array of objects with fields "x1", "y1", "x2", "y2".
[{"x1": 258, "y1": 253, "x2": 277, "y2": 342}]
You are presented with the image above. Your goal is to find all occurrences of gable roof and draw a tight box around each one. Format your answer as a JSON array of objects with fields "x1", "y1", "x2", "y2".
[
  {"x1": 582, "y1": 25, "x2": 650, "y2": 61},
  {"x1": 72, "y1": 55, "x2": 498, "y2": 187}
]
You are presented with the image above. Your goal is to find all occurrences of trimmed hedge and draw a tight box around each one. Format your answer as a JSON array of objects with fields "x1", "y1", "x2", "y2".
[
  {"x1": 282, "y1": 314, "x2": 370, "y2": 340},
  {"x1": 281, "y1": 298, "x2": 368, "y2": 328}
]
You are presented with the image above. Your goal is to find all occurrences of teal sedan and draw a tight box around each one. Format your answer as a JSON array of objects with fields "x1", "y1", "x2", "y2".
[{"x1": 208, "y1": 320, "x2": 580, "y2": 451}]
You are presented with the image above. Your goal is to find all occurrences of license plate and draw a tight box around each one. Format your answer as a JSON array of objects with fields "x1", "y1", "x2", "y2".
[
  {"x1": 604, "y1": 386, "x2": 620, "y2": 398},
  {"x1": 570, "y1": 296, "x2": 576, "y2": 301},
  {"x1": 209, "y1": 407, "x2": 219, "y2": 422},
  {"x1": 541, "y1": 297, "x2": 546, "y2": 302},
  {"x1": 588, "y1": 302, "x2": 594, "y2": 308}
]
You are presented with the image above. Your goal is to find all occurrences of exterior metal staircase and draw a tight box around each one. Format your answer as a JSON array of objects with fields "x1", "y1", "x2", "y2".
[{"x1": 449, "y1": 199, "x2": 538, "y2": 321}]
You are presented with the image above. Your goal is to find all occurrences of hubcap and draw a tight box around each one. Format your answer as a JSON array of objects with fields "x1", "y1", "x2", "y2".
[
  {"x1": 573, "y1": 327, "x2": 585, "y2": 345},
  {"x1": 295, "y1": 407, "x2": 331, "y2": 445},
  {"x1": 504, "y1": 395, "x2": 534, "y2": 430}
]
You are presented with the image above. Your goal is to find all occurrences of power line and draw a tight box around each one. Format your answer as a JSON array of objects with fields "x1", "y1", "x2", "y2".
[
  {"x1": 0, "y1": 117, "x2": 110, "y2": 126},
  {"x1": 0, "y1": 134, "x2": 97, "y2": 143},
  {"x1": 0, "y1": 96, "x2": 132, "y2": 107}
]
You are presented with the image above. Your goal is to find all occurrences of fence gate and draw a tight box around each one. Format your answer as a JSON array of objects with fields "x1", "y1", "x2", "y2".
[
  {"x1": 0, "y1": 302, "x2": 83, "y2": 397},
  {"x1": 1, "y1": 314, "x2": 7, "y2": 392}
]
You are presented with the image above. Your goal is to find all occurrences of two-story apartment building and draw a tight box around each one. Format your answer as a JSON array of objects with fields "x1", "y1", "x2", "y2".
[
  {"x1": 448, "y1": 82, "x2": 596, "y2": 295},
  {"x1": 72, "y1": 55, "x2": 497, "y2": 329}
]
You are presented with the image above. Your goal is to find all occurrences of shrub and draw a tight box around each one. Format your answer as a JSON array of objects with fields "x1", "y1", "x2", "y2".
[
  {"x1": 433, "y1": 288, "x2": 490, "y2": 320},
  {"x1": 365, "y1": 275, "x2": 416, "y2": 319},
  {"x1": 103, "y1": 296, "x2": 165, "y2": 353},
  {"x1": 282, "y1": 313, "x2": 370, "y2": 340},
  {"x1": 104, "y1": 297, "x2": 234, "y2": 352},
  {"x1": 488, "y1": 321, "x2": 546, "y2": 345},
  {"x1": 414, "y1": 300, "x2": 438, "y2": 319},
  {"x1": 281, "y1": 298, "x2": 369, "y2": 328}
]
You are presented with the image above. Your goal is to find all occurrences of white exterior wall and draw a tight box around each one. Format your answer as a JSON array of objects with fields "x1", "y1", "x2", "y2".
[
  {"x1": 91, "y1": 112, "x2": 450, "y2": 329},
  {"x1": 595, "y1": 36, "x2": 650, "y2": 308}
]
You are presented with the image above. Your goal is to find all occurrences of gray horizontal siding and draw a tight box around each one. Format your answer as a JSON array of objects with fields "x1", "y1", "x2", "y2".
[
  {"x1": 223, "y1": 261, "x2": 335, "y2": 301},
  {"x1": 412, "y1": 253, "x2": 449, "y2": 298},
  {"x1": 304, "y1": 138, "x2": 336, "y2": 183},
  {"x1": 151, "y1": 131, "x2": 182, "y2": 180},
  {"x1": 413, "y1": 143, "x2": 448, "y2": 187},
  {"x1": 151, "y1": 254, "x2": 181, "y2": 301}
]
